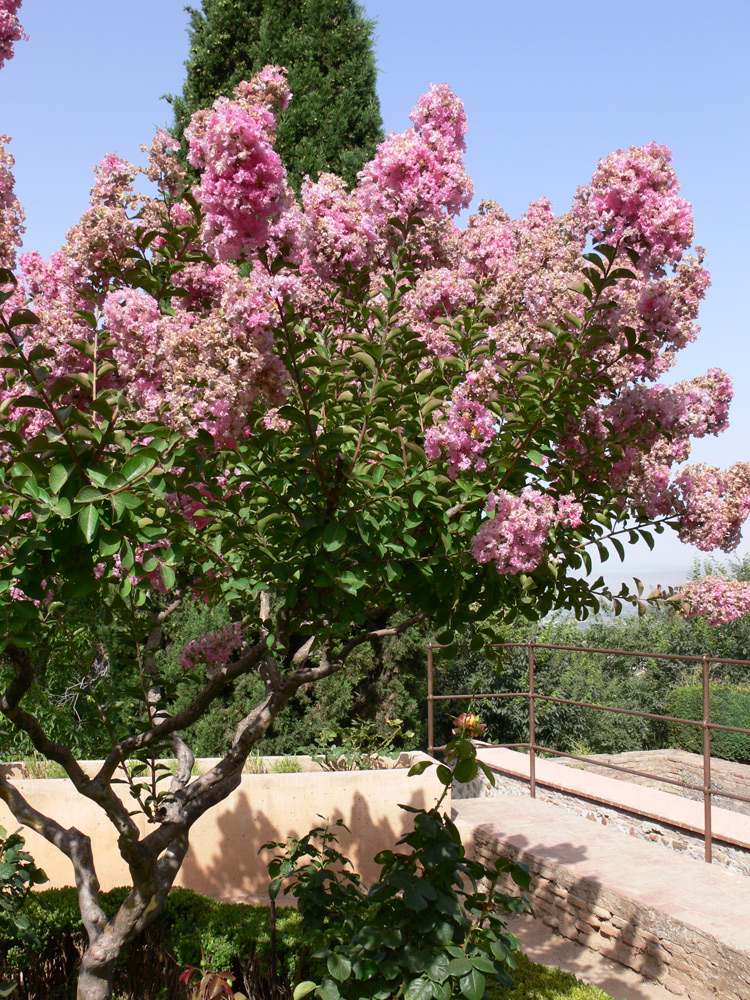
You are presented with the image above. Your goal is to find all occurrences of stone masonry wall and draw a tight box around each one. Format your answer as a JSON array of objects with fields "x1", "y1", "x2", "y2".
[
  {"x1": 457, "y1": 767, "x2": 750, "y2": 875},
  {"x1": 469, "y1": 824, "x2": 750, "y2": 1000},
  {"x1": 558, "y1": 749, "x2": 750, "y2": 817},
  {"x1": 454, "y1": 749, "x2": 750, "y2": 875}
]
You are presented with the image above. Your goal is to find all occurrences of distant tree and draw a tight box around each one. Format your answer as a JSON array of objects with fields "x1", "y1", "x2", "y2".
[{"x1": 169, "y1": 0, "x2": 384, "y2": 191}]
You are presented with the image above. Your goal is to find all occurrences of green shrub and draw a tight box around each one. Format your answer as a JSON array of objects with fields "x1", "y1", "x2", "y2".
[
  {"x1": 0, "y1": 887, "x2": 303, "y2": 1000},
  {"x1": 665, "y1": 684, "x2": 750, "y2": 762},
  {"x1": 488, "y1": 952, "x2": 611, "y2": 998},
  {"x1": 24, "y1": 755, "x2": 72, "y2": 779},
  {"x1": 269, "y1": 756, "x2": 302, "y2": 773},
  {"x1": 0, "y1": 886, "x2": 615, "y2": 1000}
]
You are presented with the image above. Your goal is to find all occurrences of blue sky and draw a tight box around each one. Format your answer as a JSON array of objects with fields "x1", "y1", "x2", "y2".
[{"x1": 1, "y1": 0, "x2": 748, "y2": 589}]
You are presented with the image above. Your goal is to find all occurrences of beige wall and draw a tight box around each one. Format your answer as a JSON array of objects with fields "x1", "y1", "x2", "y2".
[{"x1": 0, "y1": 753, "x2": 446, "y2": 905}]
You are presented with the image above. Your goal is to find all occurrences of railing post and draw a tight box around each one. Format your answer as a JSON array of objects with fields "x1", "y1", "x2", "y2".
[
  {"x1": 427, "y1": 643, "x2": 435, "y2": 756},
  {"x1": 528, "y1": 642, "x2": 536, "y2": 799},
  {"x1": 702, "y1": 654, "x2": 712, "y2": 863}
]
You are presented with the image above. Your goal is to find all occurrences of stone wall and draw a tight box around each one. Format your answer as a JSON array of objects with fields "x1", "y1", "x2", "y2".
[
  {"x1": 453, "y1": 749, "x2": 750, "y2": 875},
  {"x1": 559, "y1": 749, "x2": 750, "y2": 817},
  {"x1": 467, "y1": 821, "x2": 750, "y2": 1000}
]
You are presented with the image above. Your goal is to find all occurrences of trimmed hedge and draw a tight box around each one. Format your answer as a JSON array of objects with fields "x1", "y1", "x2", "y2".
[
  {"x1": 664, "y1": 684, "x2": 750, "y2": 763},
  {"x1": 0, "y1": 887, "x2": 303, "y2": 1000}
]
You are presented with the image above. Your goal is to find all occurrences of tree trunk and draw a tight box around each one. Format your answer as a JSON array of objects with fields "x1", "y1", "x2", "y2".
[{"x1": 76, "y1": 951, "x2": 116, "y2": 1000}]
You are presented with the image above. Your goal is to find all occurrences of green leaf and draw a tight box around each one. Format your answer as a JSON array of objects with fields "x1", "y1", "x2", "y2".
[
  {"x1": 405, "y1": 977, "x2": 434, "y2": 1000},
  {"x1": 453, "y1": 758, "x2": 477, "y2": 784},
  {"x1": 111, "y1": 492, "x2": 142, "y2": 518},
  {"x1": 459, "y1": 969, "x2": 485, "y2": 1000},
  {"x1": 424, "y1": 953, "x2": 450, "y2": 983},
  {"x1": 78, "y1": 505, "x2": 99, "y2": 543},
  {"x1": 352, "y1": 351, "x2": 378, "y2": 377},
  {"x1": 98, "y1": 532, "x2": 121, "y2": 557},
  {"x1": 9, "y1": 309, "x2": 40, "y2": 328},
  {"x1": 12, "y1": 394, "x2": 47, "y2": 410},
  {"x1": 446, "y1": 958, "x2": 471, "y2": 977},
  {"x1": 293, "y1": 983, "x2": 318, "y2": 1000},
  {"x1": 468, "y1": 955, "x2": 496, "y2": 974},
  {"x1": 122, "y1": 453, "x2": 157, "y2": 481},
  {"x1": 74, "y1": 486, "x2": 102, "y2": 504},
  {"x1": 436, "y1": 764, "x2": 453, "y2": 786},
  {"x1": 321, "y1": 524, "x2": 347, "y2": 552},
  {"x1": 408, "y1": 760, "x2": 433, "y2": 777},
  {"x1": 318, "y1": 981, "x2": 340, "y2": 1000},
  {"x1": 326, "y1": 954, "x2": 352, "y2": 982}
]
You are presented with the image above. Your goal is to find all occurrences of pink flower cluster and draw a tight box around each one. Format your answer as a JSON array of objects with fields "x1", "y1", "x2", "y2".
[
  {"x1": 673, "y1": 463, "x2": 750, "y2": 552},
  {"x1": 402, "y1": 267, "x2": 476, "y2": 356},
  {"x1": 0, "y1": 0, "x2": 25, "y2": 72},
  {"x1": 179, "y1": 623, "x2": 244, "y2": 677},
  {"x1": 677, "y1": 577, "x2": 750, "y2": 626},
  {"x1": 357, "y1": 83, "x2": 474, "y2": 225},
  {"x1": 186, "y1": 72, "x2": 290, "y2": 261},
  {"x1": 301, "y1": 172, "x2": 381, "y2": 277},
  {"x1": 472, "y1": 489, "x2": 583, "y2": 575},
  {"x1": 425, "y1": 399, "x2": 496, "y2": 478},
  {"x1": 0, "y1": 135, "x2": 23, "y2": 269},
  {"x1": 103, "y1": 263, "x2": 288, "y2": 446},
  {"x1": 3, "y1": 57, "x2": 749, "y2": 585},
  {"x1": 576, "y1": 142, "x2": 694, "y2": 267}
]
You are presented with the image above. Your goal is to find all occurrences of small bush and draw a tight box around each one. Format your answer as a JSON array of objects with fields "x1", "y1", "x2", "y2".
[
  {"x1": 24, "y1": 755, "x2": 68, "y2": 779},
  {"x1": 665, "y1": 684, "x2": 750, "y2": 762},
  {"x1": 243, "y1": 751, "x2": 264, "y2": 774},
  {"x1": 269, "y1": 756, "x2": 301, "y2": 773},
  {"x1": 488, "y1": 952, "x2": 611, "y2": 998}
]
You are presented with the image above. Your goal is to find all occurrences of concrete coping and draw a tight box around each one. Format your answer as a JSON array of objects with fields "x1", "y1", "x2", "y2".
[{"x1": 475, "y1": 748, "x2": 750, "y2": 852}]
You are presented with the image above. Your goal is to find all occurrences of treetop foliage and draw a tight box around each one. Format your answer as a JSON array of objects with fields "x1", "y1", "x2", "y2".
[{"x1": 170, "y1": 0, "x2": 384, "y2": 191}]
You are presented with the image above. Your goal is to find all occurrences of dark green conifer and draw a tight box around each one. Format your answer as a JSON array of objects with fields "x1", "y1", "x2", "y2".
[{"x1": 169, "y1": 0, "x2": 383, "y2": 191}]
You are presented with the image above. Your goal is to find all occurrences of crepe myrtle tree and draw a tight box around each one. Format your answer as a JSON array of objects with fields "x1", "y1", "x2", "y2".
[{"x1": 2, "y1": 13, "x2": 750, "y2": 1000}]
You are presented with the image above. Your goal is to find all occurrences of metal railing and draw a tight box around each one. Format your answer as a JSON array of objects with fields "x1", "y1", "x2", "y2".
[{"x1": 426, "y1": 641, "x2": 750, "y2": 863}]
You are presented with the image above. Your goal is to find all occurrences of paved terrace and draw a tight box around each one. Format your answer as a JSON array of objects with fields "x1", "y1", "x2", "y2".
[{"x1": 452, "y1": 750, "x2": 750, "y2": 1000}]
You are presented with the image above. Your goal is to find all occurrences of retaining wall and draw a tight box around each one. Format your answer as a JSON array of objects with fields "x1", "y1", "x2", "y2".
[
  {"x1": 458, "y1": 748, "x2": 750, "y2": 876},
  {"x1": 454, "y1": 794, "x2": 750, "y2": 1000}
]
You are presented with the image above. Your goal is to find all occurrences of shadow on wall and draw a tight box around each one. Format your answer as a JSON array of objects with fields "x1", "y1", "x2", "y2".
[{"x1": 177, "y1": 769, "x2": 441, "y2": 903}]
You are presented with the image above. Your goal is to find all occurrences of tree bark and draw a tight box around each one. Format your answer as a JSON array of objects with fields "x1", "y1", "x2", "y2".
[{"x1": 77, "y1": 956, "x2": 115, "y2": 1000}]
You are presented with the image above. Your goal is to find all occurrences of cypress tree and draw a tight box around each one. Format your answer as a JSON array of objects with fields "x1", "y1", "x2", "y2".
[{"x1": 169, "y1": 0, "x2": 384, "y2": 191}]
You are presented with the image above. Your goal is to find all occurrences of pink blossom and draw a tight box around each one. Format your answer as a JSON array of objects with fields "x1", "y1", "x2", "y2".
[
  {"x1": 673, "y1": 463, "x2": 750, "y2": 552},
  {"x1": 472, "y1": 489, "x2": 557, "y2": 575},
  {"x1": 186, "y1": 73, "x2": 290, "y2": 261},
  {"x1": 139, "y1": 129, "x2": 186, "y2": 202},
  {"x1": 677, "y1": 577, "x2": 750, "y2": 626},
  {"x1": 357, "y1": 84, "x2": 473, "y2": 226},
  {"x1": 425, "y1": 399, "x2": 496, "y2": 478},
  {"x1": 472, "y1": 489, "x2": 586, "y2": 574},
  {"x1": 575, "y1": 142, "x2": 694, "y2": 268},
  {"x1": 236, "y1": 65, "x2": 291, "y2": 113},
  {"x1": 555, "y1": 494, "x2": 584, "y2": 528},
  {"x1": 403, "y1": 267, "x2": 476, "y2": 355},
  {"x1": 0, "y1": 0, "x2": 26, "y2": 72},
  {"x1": 179, "y1": 623, "x2": 244, "y2": 677},
  {"x1": 301, "y1": 172, "x2": 380, "y2": 277},
  {"x1": 104, "y1": 266, "x2": 289, "y2": 447},
  {"x1": 0, "y1": 135, "x2": 23, "y2": 269}
]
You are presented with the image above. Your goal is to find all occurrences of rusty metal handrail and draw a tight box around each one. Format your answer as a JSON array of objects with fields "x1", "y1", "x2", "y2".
[{"x1": 426, "y1": 641, "x2": 750, "y2": 864}]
